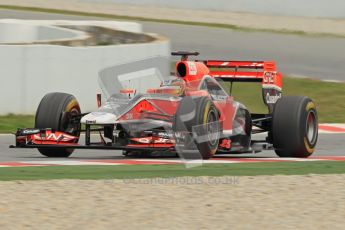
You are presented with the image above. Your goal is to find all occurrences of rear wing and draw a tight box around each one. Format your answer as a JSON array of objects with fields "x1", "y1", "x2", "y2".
[{"x1": 200, "y1": 60, "x2": 283, "y2": 113}]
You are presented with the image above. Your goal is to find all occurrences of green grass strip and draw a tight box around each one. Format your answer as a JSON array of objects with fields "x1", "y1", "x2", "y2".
[
  {"x1": 0, "y1": 114, "x2": 34, "y2": 133},
  {"x1": 0, "y1": 5, "x2": 343, "y2": 38},
  {"x1": 0, "y1": 161, "x2": 344, "y2": 181}
]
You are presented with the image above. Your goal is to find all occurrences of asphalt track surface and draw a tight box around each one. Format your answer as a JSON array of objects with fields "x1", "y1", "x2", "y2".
[
  {"x1": 0, "y1": 9, "x2": 344, "y2": 161},
  {"x1": 1, "y1": 9, "x2": 345, "y2": 81}
]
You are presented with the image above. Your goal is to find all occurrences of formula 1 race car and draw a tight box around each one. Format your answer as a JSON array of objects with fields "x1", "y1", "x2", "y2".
[{"x1": 11, "y1": 52, "x2": 318, "y2": 159}]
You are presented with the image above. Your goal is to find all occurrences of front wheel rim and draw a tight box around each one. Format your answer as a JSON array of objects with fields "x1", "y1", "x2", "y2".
[{"x1": 62, "y1": 107, "x2": 80, "y2": 136}]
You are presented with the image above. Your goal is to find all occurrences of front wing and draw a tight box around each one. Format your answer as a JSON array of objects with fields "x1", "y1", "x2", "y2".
[{"x1": 9, "y1": 128, "x2": 174, "y2": 152}]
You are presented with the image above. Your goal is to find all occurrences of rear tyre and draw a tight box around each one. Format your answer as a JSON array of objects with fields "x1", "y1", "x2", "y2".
[
  {"x1": 272, "y1": 96, "x2": 318, "y2": 157},
  {"x1": 35, "y1": 92, "x2": 81, "y2": 157},
  {"x1": 174, "y1": 97, "x2": 220, "y2": 159}
]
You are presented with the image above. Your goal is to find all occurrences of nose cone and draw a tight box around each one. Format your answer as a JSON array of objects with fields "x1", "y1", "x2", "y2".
[{"x1": 81, "y1": 112, "x2": 116, "y2": 124}]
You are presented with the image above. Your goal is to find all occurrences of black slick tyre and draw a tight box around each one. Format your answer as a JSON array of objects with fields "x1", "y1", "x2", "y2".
[
  {"x1": 35, "y1": 92, "x2": 81, "y2": 157},
  {"x1": 272, "y1": 96, "x2": 318, "y2": 157}
]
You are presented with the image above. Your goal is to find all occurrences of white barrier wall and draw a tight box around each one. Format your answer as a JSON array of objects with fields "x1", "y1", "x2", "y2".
[
  {"x1": 0, "y1": 41, "x2": 170, "y2": 114},
  {"x1": 0, "y1": 20, "x2": 170, "y2": 115},
  {"x1": 0, "y1": 22, "x2": 84, "y2": 43}
]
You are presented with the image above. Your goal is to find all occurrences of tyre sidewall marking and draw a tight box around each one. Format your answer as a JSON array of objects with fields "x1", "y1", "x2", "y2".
[
  {"x1": 65, "y1": 99, "x2": 80, "y2": 113},
  {"x1": 306, "y1": 101, "x2": 316, "y2": 112},
  {"x1": 203, "y1": 100, "x2": 211, "y2": 125},
  {"x1": 304, "y1": 137, "x2": 314, "y2": 154}
]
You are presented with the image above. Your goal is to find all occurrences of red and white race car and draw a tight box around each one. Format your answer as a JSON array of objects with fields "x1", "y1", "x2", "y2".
[{"x1": 11, "y1": 52, "x2": 318, "y2": 159}]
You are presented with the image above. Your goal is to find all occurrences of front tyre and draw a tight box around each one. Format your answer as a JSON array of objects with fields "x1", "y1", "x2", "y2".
[
  {"x1": 35, "y1": 92, "x2": 81, "y2": 157},
  {"x1": 272, "y1": 96, "x2": 318, "y2": 157}
]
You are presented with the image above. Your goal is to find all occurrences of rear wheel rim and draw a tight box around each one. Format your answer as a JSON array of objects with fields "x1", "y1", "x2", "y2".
[{"x1": 306, "y1": 110, "x2": 317, "y2": 145}]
